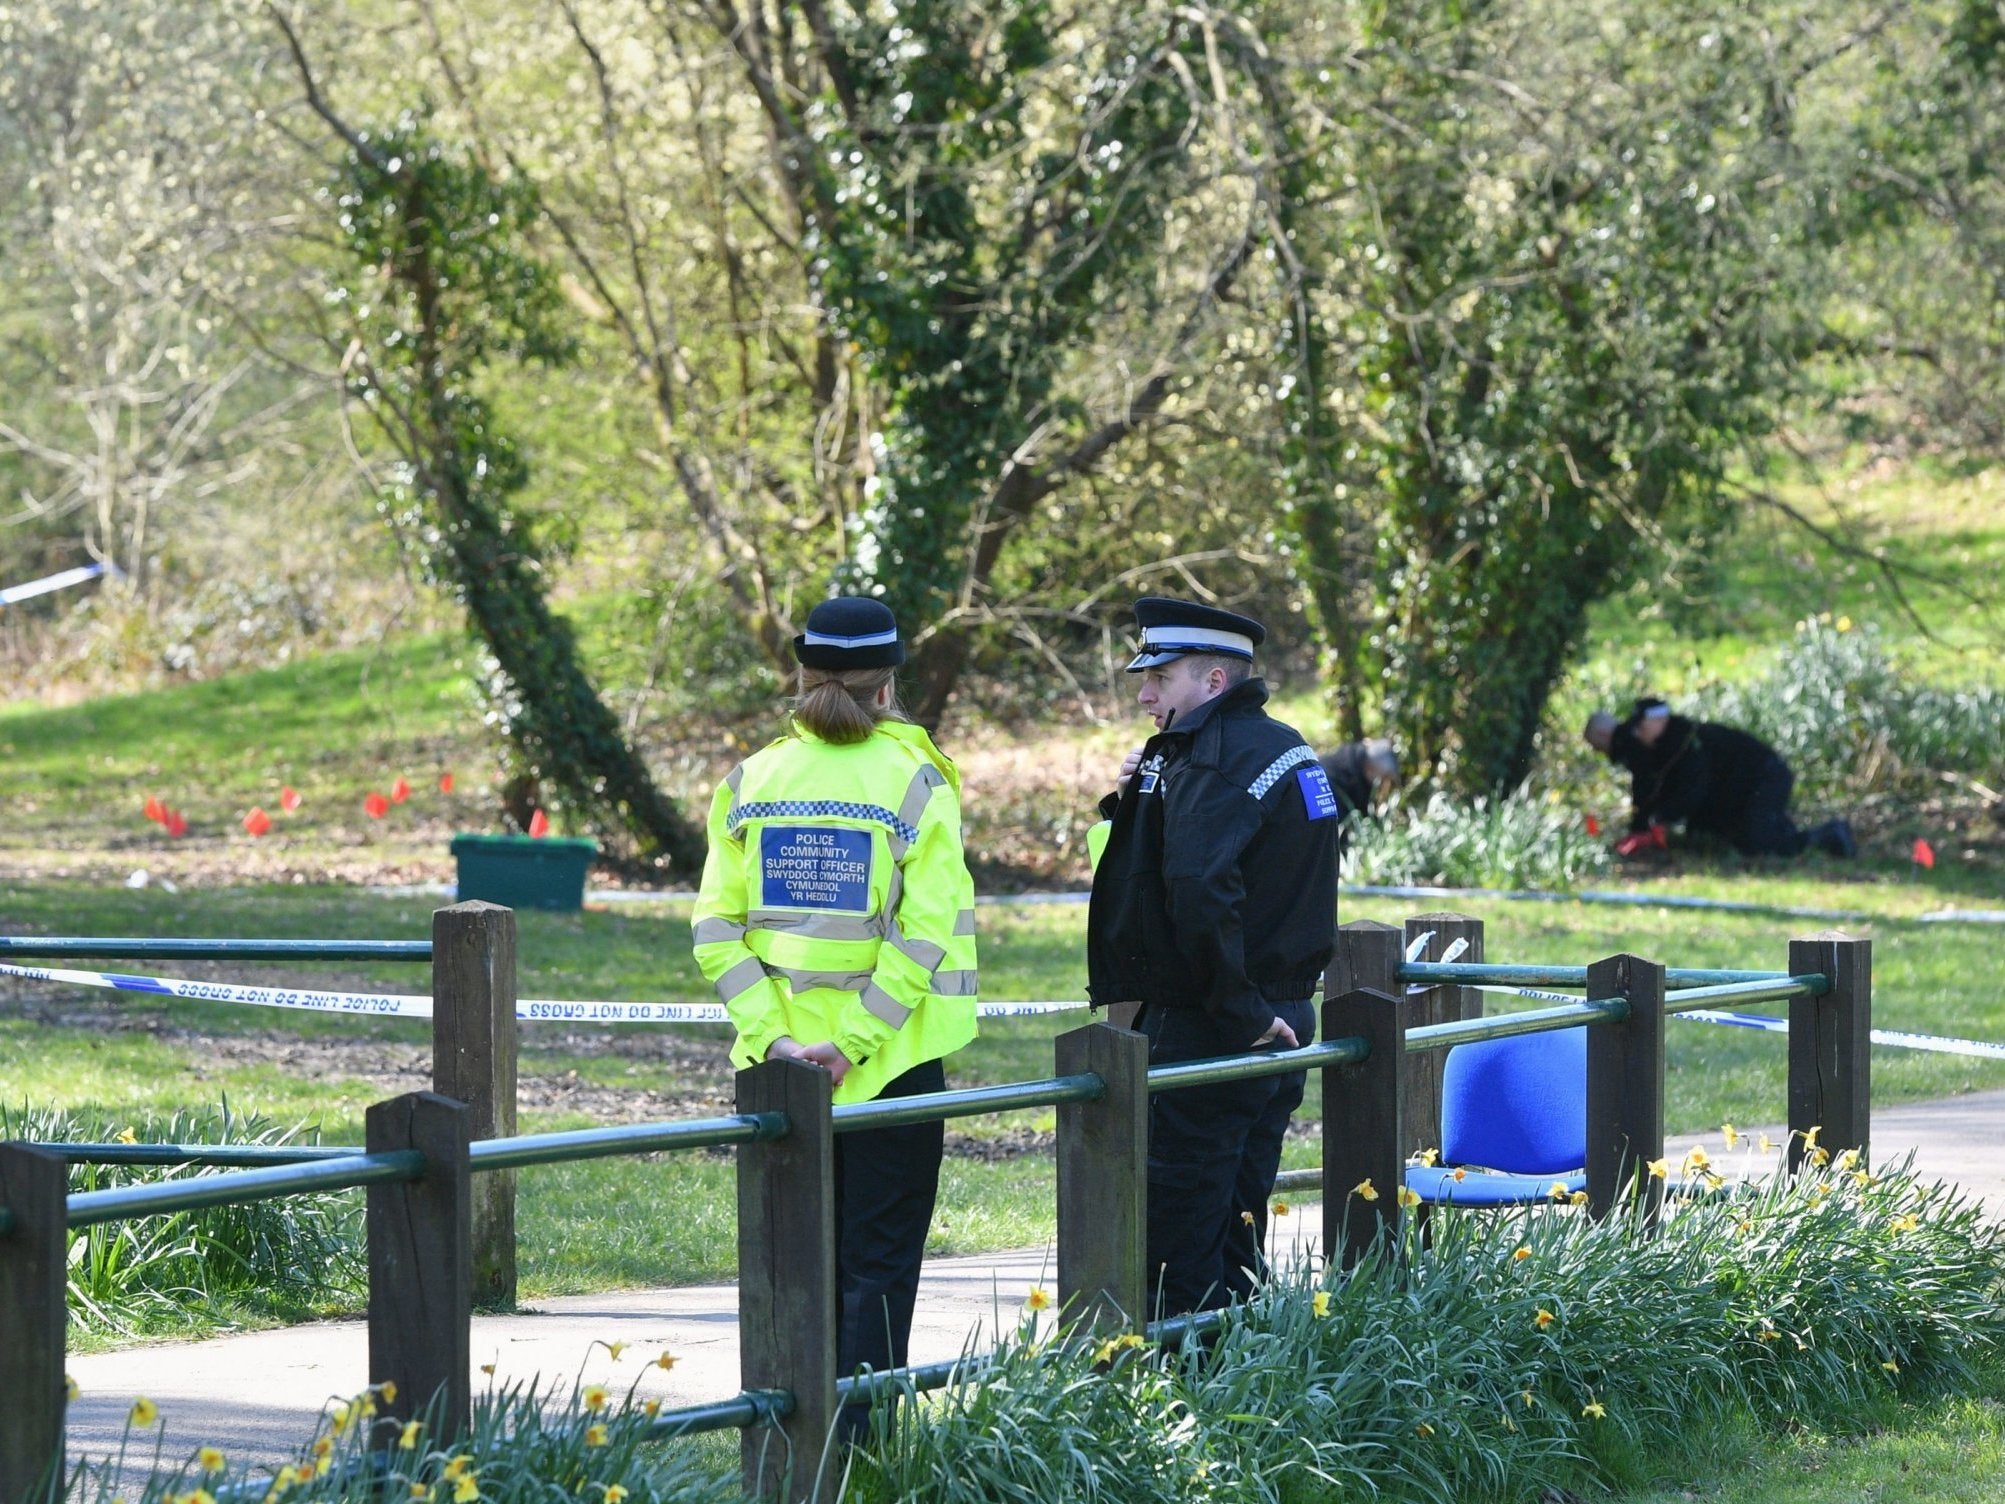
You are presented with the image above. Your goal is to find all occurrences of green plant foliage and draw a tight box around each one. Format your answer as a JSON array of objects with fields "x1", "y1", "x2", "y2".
[
  {"x1": 1691, "y1": 619, "x2": 2005, "y2": 798},
  {"x1": 1, "y1": 1100, "x2": 361, "y2": 1336},
  {"x1": 1341, "y1": 783, "x2": 1612, "y2": 891}
]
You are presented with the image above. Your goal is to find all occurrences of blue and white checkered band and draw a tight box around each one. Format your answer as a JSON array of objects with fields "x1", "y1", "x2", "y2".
[
  {"x1": 802, "y1": 627, "x2": 901, "y2": 648},
  {"x1": 727, "y1": 799, "x2": 919, "y2": 846},
  {"x1": 1138, "y1": 623, "x2": 1254, "y2": 660}
]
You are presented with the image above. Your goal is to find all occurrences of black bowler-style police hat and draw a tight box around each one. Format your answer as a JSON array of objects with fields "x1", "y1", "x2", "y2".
[
  {"x1": 793, "y1": 596, "x2": 907, "y2": 670},
  {"x1": 1124, "y1": 596, "x2": 1267, "y2": 672}
]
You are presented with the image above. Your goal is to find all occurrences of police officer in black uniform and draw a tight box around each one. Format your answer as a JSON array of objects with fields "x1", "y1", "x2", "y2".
[
  {"x1": 1087, "y1": 597, "x2": 1341, "y2": 1319},
  {"x1": 1585, "y1": 697, "x2": 1856, "y2": 859},
  {"x1": 1319, "y1": 737, "x2": 1399, "y2": 850}
]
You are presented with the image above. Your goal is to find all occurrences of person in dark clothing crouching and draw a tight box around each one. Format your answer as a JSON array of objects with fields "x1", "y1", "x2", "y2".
[
  {"x1": 1086, "y1": 597, "x2": 1340, "y2": 1320},
  {"x1": 1319, "y1": 738, "x2": 1399, "y2": 849},
  {"x1": 1584, "y1": 697, "x2": 1856, "y2": 859}
]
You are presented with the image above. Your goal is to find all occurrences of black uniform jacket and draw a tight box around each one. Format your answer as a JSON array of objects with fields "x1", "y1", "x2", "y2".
[
  {"x1": 1087, "y1": 679, "x2": 1340, "y2": 1047},
  {"x1": 1319, "y1": 742, "x2": 1377, "y2": 820},
  {"x1": 1609, "y1": 714, "x2": 1786, "y2": 836}
]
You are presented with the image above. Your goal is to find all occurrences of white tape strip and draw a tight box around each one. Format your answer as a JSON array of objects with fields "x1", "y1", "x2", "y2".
[{"x1": 0, "y1": 963, "x2": 1086, "y2": 1024}]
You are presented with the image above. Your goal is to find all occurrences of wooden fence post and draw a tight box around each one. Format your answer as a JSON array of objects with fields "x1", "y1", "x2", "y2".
[
  {"x1": 0, "y1": 1145, "x2": 67, "y2": 1504},
  {"x1": 1056, "y1": 1022, "x2": 1147, "y2": 1332},
  {"x1": 368, "y1": 1092, "x2": 472, "y2": 1442},
  {"x1": 737, "y1": 1059, "x2": 836, "y2": 1504},
  {"x1": 1322, "y1": 987, "x2": 1407, "y2": 1270},
  {"x1": 1329, "y1": 919, "x2": 1401, "y2": 1000},
  {"x1": 1400, "y1": 914, "x2": 1484, "y2": 1159},
  {"x1": 432, "y1": 902, "x2": 517, "y2": 1309},
  {"x1": 1585, "y1": 955, "x2": 1666, "y2": 1224},
  {"x1": 1788, "y1": 933, "x2": 1872, "y2": 1172}
]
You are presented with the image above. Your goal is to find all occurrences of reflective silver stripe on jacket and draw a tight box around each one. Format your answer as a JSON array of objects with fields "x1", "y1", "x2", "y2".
[
  {"x1": 772, "y1": 965, "x2": 876, "y2": 994},
  {"x1": 884, "y1": 920, "x2": 946, "y2": 973},
  {"x1": 1248, "y1": 745, "x2": 1318, "y2": 800},
  {"x1": 888, "y1": 764, "x2": 946, "y2": 857},
  {"x1": 693, "y1": 917, "x2": 748, "y2": 946},
  {"x1": 954, "y1": 909, "x2": 977, "y2": 937},
  {"x1": 746, "y1": 910, "x2": 886, "y2": 942},
  {"x1": 860, "y1": 981, "x2": 913, "y2": 1029},
  {"x1": 712, "y1": 955, "x2": 769, "y2": 1004},
  {"x1": 931, "y1": 969, "x2": 979, "y2": 997}
]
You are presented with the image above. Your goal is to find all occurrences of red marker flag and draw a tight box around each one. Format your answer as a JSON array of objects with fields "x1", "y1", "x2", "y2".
[
  {"x1": 1585, "y1": 813, "x2": 1602, "y2": 837},
  {"x1": 279, "y1": 786, "x2": 302, "y2": 812},
  {"x1": 390, "y1": 777, "x2": 411, "y2": 804},
  {"x1": 164, "y1": 809, "x2": 188, "y2": 838},
  {"x1": 242, "y1": 807, "x2": 273, "y2": 837},
  {"x1": 439, "y1": 772, "x2": 455, "y2": 795},
  {"x1": 144, "y1": 796, "x2": 166, "y2": 824},
  {"x1": 1912, "y1": 837, "x2": 1936, "y2": 870},
  {"x1": 363, "y1": 791, "x2": 391, "y2": 820},
  {"x1": 528, "y1": 809, "x2": 550, "y2": 838}
]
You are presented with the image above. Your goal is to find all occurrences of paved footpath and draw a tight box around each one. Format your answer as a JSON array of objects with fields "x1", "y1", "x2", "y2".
[{"x1": 62, "y1": 1090, "x2": 2005, "y2": 1477}]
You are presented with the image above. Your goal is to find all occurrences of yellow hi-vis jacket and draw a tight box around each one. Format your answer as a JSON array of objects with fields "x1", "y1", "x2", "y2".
[{"x1": 691, "y1": 719, "x2": 979, "y2": 1104}]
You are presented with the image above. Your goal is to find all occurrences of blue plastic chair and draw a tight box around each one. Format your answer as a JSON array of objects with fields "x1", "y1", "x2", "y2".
[{"x1": 1403, "y1": 1026, "x2": 1588, "y2": 1207}]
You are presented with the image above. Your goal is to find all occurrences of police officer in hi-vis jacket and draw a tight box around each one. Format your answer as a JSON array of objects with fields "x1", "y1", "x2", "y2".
[
  {"x1": 1086, "y1": 596, "x2": 1340, "y2": 1320},
  {"x1": 692, "y1": 596, "x2": 978, "y2": 1439}
]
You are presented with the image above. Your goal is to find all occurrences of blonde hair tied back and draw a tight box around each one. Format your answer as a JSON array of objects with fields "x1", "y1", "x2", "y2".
[{"x1": 793, "y1": 665, "x2": 902, "y2": 745}]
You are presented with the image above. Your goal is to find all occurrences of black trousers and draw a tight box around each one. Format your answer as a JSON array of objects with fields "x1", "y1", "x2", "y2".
[
  {"x1": 833, "y1": 1056, "x2": 944, "y2": 1438},
  {"x1": 1726, "y1": 757, "x2": 1807, "y2": 857},
  {"x1": 1140, "y1": 999, "x2": 1316, "y2": 1319}
]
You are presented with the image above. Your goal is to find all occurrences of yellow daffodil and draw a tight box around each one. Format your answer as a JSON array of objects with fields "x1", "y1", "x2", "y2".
[
  {"x1": 1835, "y1": 1149, "x2": 1860, "y2": 1172},
  {"x1": 129, "y1": 1397, "x2": 159, "y2": 1429},
  {"x1": 1397, "y1": 1186, "x2": 1422, "y2": 1209},
  {"x1": 1721, "y1": 1123, "x2": 1740, "y2": 1150},
  {"x1": 409, "y1": 1485, "x2": 429, "y2": 1500},
  {"x1": 607, "y1": 1341, "x2": 628, "y2": 1361},
  {"x1": 1736, "y1": 1218, "x2": 1753, "y2": 1235},
  {"x1": 1312, "y1": 1290, "x2": 1331, "y2": 1318},
  {"x1": 1882, "y1": 1360, "x2": 1900, "y2": 1374},
  {"x1": 453, "y1": 1473, "x2": 479, "y2": 1503},
  {"x1": 1683, "y1": 1145, "x2": 1710, "y2": 1171},
  {"x1": 1026, "y1": 1286, "x2": 1052, "y2": 1312},
  {"x1": 1272, "y1": 1201, "x2": 1291, "y2": 1218},
  {"x1": 1093, "y1": 1337, "x2": 1122, "y2": 1365},
  {"x1": 480, "y1": 1363, "x2": 496, "y2": 1377},
  {"x1": 198, "y1": 1448, "x2": 226, "y2": 1473},
  {"x1": 582, "y1": 1385, "x2": 610, "y2": 1412},
  {"x1": 332, "y1": 1403, "x2": 354, "y2": 1436},
  {"x1": 115, "y1": 1127, "x2": 138, "y2": 1145},
  {"x1": 1415, "y1": 1422, "x2": 1434, "y2": 1437},
  {"x1": 1450, "y1": 1166, "x2": 1467, "y2": 1182},
  {"x1": 377, "y1": 1381, "x2": 397, "y2": 1405},
  {"x1": 584, "y1": 1425, "x2": 609, "y2": 1449},
  {"x1": 1890, "y1": 1212, "x2": 1920, "y2": 1233},
  {"x1": 270, "y1": 1465, "x2": 298, "y2": 1496},
  {"x1": 1704, "y1": 1170, "x2": 1726, "y2": 1191},
  {"x1": 1645, "y1": 1158, "x2": 1669, "y2": 1180},
  {"x1": 66, "y1": 1376, "x2": 79, "y2": 1402},
  {"x1": 1521, "y1": 1389, "x2": 1536, "y2": 1409},
  {"x1": 1582, "y1": 1401, "x2": 1607, "y2": 1420},
  {"x1": 400, "y1": 1422, "x2": 422, "y2": 1452},
  {"x1": 1240, "y1": 1209, "x2": 1256, "y2": 1224},
  {"x1": 1352, "y1": 1178, "x2": 1379, "y2": 1202},
  {"x1": 1512, "y1": 1246, "x2": 1532, "y2": 1261},
  {"x1": 1802, "y1": 1125, "x2": 1822, "y2": 1148},
  {"x1": 642, "y1": 1399, "x2": 662, "y2": 1419},
  {"x1": 1414, "y1": 1148, "x2": 1440, "y2": 1167},
  {"x1": 1809, "y1": 1146, "x2": 1831, "y2": 1168},
  {"x1": 442, "y1": 1456, "x2": 471, "y2": 1481},
  {"x1": 1535, "y1": 1309, "x2": 1556, "y2": 1330},
  {"x1": 1568, "y1": 1190, "x2": 1590, "y2": 1206},
  {"x1": 312, "y1": 1439, "x2": 333, "y2": 1461},
  {"x1": 1195, "y1": 1460, "x2": 1211, "y2": 1479},
  {"x1": 603, "y1": 1488, "x2": 629, "y2": 1504},
  {"x1": 1547, "y1": 1181, "x2": 1571, "y2": 1201},
  {"x1": 187, "y1": 1491, "x2": 216, "y2": 1504},
  {"x1": 1853, "y1": 1170, "x2": 1875, "y2": 1188},
  {"x1": 1758, "y1": 1134, "x2": 1774, "y2": 1153}
]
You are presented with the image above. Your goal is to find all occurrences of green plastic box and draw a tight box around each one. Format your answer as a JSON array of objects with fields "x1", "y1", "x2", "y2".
[{"x1": 450, "y1": 834, "x2": 599, "y2": 911}]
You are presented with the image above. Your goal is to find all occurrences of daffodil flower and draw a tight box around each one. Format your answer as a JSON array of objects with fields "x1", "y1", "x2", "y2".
[
  {"x1": 480, "y1": 1363, "x2": 496, "y2": 1377},
  {"x1": 130, "y1": 1398, "x2": 159, "y2": 1429},
  {"x1": 643, "y1": 1399, "x2": 662, "y2": 1419},
  {"x1": 1240, "y1": 1209, "x2": 1255, "y2": 1225},
  {"x1": 1809, "y1": 1146, "x2": 1831, "y2": 1168},
  {"x1": 1568, "y1": 1190, "x2": 1590, "y2": 1205},
  {"x1": 442, "y1": 1456, "x2": 471, "y2": 1482},
  {"x1": 1535, "y1": 1308, "x2": 1555, "y2": 1330},
  {"x1": 1547, "y1": 1181, "x2": 1571, "y2": 1201},
  {"x1": 1645, "y1": 1158, "x2": 1669, "y2": 1180},
  {"x1": 1397, "y1": 1186, "x2": 1421, "y2": 1208},
  {"x1": 1835, "y1": 1149, "x2": 1860, "y2": 1172},
  {"x1": 1312, "y1": 1290, "x2": 1331, "y2": 1318},
  {"x1": 1684, "y1": 1145, "x2": 1711, "y2": 1171},
  {"x1": 198, "y1": 1448, "x2": 226, "y2": 1473},
  {"x1": 408, "y1": 1484, "x2": 429, "y2": 1500},
  {"x1": 453, "y1": 1472, "x2": 479, "y2": 1503},
  {"x1": 1271, "y1": 1201, "x2": 1290, "y2": 1218},
  {"x1": 115, "y1": 1127, "x2": 138, "y2": 1145},
  {"x1": 656, "y1": 1350, "x2": 679, "y2": 1371},
  {"x1": 1721, "y1": 1123, "x2": 1741, "y2": 1150},
  {"x1": 65, "y1": 1376, "x2": 79, "y2": 1403},
  {"x1": 1413, "y1": 1148, "x2": 1440, "y2": 1167},
  {"x1": 1415, "y1": 1422, "x2": 1434, "y2": 1437},
  {"x1": 583, "y1": 1385, "x2": 610, "y2": 1412},
  {"x1": 606, "y1": 1341, "x2": 627, "y2": 1361},
  {"x1": 399, "y1": 1422, "x2": 422, "y2": 1452},
  {"x1": 1582, "y1": 1401, "x2": 1607, "y2": 1420},
  {"x1": 1882, "y1": 1360, "x2": 1899, "y2": 1374},
  {"x1": 1352, "y1": 1178, "x2": 1378, "y2": 1202},
  {"x1": 603, "y1": 1487, "x2": 629, "y2": 1504},
  {"x1": 1450, "y1": 1167, "x2": 1467, "y2": 1182},
  {"x1": 1512, "y1": 1246, "x2": 1532, "y2": 1262},
  {"x1": 1521, "y1": 1389, "x2": 1536, "y2": 1408},
  {"x1": 1026, "y1": 1286, "x2": 1052, "y2": 1312},
  {"x1": 584, "y1": 1425, "x2": 609, "y2": 1448},
  {"x1": 1758, "y1": 1134, "x2": 1774, "y2": 1153},
  {"x1": 1801, "y1": 1125, "x2": 1822, "y2": 1148}
]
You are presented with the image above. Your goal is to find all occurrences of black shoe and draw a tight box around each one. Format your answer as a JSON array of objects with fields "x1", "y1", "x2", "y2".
[{"x1": 1812, "y1": 819, "x2": 1857, "y2": 859}]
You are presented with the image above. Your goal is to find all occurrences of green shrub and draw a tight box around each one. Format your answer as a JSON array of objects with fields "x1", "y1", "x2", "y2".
[
  {"x1": 1342, "y1": 783, "x2": 1611, "y2": 891},
  {"x1": 1689, "y1": 619, "x2": 2005, "y2": 796},
  {"x1": 2, "y1": 1100, "x2": 362, "y2": 1335}
]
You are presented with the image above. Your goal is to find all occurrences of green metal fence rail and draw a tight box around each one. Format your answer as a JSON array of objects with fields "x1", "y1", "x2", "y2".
[
  {"x1": 0, "y1": 938, "x2": 432, "y2": 962},
  {"x1": 0, "y1": 909, "x2": 1872, "y2": 1504}
]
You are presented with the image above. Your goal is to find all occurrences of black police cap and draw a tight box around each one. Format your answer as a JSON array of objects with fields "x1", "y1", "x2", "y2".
[
  {"x1": 793, "y1": 597, "x2": 906, "y2": 670},
  {"x1": 1125, "y1": 596, "x2": 1266, "y2": 672}
]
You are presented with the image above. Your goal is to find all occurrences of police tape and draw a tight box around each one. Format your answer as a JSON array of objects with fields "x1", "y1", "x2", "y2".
[{"x1": 0, "y1": 962, "x2": 1087, "y2": 1024}]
